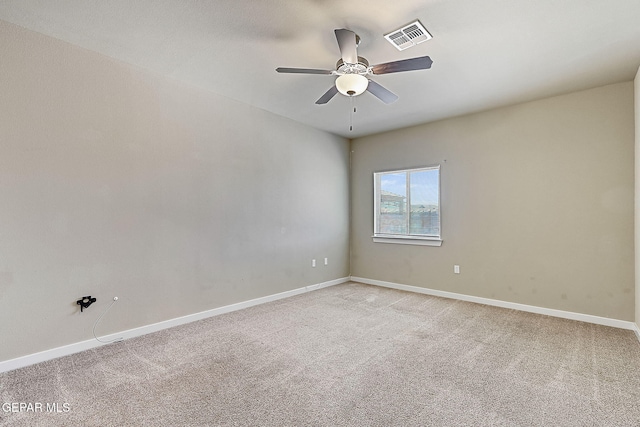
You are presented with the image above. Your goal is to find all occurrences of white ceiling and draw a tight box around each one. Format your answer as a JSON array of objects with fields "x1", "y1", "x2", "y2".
[{"x1": 1, "y1": 0, "x2": 640, "y2": 138}]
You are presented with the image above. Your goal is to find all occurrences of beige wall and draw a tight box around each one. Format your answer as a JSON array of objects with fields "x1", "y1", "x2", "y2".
[
  {"x1": 0, "y1": 21, "x2": 350, "y2": 362},
  {"x1": 351, "y1": 82, "x2": 635, "y2": 321},
  {"x1": 635, "y1": 67, "x2": 640, "y2": 328}
]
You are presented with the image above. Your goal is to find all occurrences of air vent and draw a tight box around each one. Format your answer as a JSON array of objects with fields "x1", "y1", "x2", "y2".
[{"x1": 384, "y1": 20, "x2": 432, "y2": 51}]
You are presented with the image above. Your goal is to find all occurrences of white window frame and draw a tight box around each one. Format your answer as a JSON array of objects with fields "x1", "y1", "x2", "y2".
[{"x1": 373, "y1": 165, "x2": 442, "y2": 246}]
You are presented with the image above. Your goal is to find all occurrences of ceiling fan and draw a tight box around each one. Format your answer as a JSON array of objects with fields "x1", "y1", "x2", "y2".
[{"x1": 276, "y1": 29, "x2": 433, "y2": 105}]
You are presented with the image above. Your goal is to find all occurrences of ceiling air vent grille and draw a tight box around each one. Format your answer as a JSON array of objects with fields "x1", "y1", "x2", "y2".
[{"x1": 384, "y1": 20, "x2": 432, "y2": 51}]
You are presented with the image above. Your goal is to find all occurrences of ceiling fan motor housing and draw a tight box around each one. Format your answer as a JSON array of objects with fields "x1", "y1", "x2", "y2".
[{"x1": 336, "y1": 56, "x2": 369, "y2": 75}]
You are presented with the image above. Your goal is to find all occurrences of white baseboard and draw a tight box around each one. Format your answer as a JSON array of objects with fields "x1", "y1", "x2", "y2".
[
  {"x1": 633, "y1": 323, "x2": 640, "y2": 343},
  {"x1": 0, "y1": 277, "x2": 350, "y2": 374},
  {"x1": 351, "y1": 276, "x2": 639, "y2": 333}
]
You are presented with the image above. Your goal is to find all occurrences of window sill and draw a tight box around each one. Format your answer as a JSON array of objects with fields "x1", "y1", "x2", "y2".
[{"x1": 372, "y1": 235, "x2": 443, "y2": 246}]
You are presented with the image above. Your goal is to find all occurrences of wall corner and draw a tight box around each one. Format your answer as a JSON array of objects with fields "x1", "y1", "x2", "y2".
[{"x1": 635, "y1": 66, "x2": 640, "y2": 330}]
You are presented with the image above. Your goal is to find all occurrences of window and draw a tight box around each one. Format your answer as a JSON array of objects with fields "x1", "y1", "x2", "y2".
[{"x1": 373, "y1": 165, "x2": 441, "y2": 246}]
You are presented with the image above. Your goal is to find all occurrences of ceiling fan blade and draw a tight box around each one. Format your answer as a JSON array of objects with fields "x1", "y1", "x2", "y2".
[
  {"x1": 334, "y1": 29, "x2": 358, "y2": 64},
  {"x1": 370, "y1": 56, "x2": 433, "y2": 75},
  {"x1": 276, "y1": 67, "x2": 334, "y2": 75},
  {"x1": 366, "y1": 80, "x2": 399, "y2": 104},
  {"x1": 315, "y1": 85, "x2": 339, "y2": 104}
]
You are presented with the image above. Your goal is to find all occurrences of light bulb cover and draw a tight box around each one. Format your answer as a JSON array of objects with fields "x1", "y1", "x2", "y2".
[{"x1": 335, "y1": 74, "x2": 369, "y2": 97}]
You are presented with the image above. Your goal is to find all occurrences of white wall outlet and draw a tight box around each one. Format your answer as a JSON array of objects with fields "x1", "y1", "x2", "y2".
[
  {"x1": 324, "y1": 257, "x2": 328, "y2": 265},
  {"x1": 454, "y1": 265, "x2": 460, "y2": 274},
  {"x1": 312, "y1": 259, "x2": 316, "y2": 267}
]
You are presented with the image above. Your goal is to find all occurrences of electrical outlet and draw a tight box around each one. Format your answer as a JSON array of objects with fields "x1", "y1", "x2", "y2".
[
  {"x1": 454, "y1": 265, "x2": 460, "y2": 274},
  {"x1": 324, "y1": 258, "x2": 328, "y2": 265},
  {"x1": 312, "y1": 259, "x2": 316, "y2": 267}
]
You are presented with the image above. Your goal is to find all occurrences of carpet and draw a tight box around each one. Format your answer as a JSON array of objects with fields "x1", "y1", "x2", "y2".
[{"x1": 1, "y1": 282, "x2": 639, "y2": 426}]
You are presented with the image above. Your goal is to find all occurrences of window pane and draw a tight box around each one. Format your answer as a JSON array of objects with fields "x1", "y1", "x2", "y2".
[
  {"x1": 379, "y1": 172, "x2": 407, "y2": 234},
  {"x1": 409, "y1": 169, "x2": 439, "y2": 236}
]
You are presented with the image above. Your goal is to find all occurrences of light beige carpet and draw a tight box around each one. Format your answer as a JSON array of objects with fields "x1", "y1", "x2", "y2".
[{"x1": 1, "y1": 282, "x2": 639, "y2": 426}]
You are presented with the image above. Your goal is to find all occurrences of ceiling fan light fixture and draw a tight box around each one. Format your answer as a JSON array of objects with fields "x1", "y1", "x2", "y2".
[{"x1": 335, "y1": 74, "x2": 368, "y2": 97}]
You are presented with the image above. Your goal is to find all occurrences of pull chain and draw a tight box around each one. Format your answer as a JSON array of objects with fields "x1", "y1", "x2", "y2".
[{"x1": 349, "y1": 96, "x2": 357, "y2": 132}]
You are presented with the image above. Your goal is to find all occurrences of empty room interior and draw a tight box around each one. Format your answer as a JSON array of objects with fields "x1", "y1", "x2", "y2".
[{"x1": 1, "y1": 0, "x2": 640, "y2": 425}]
